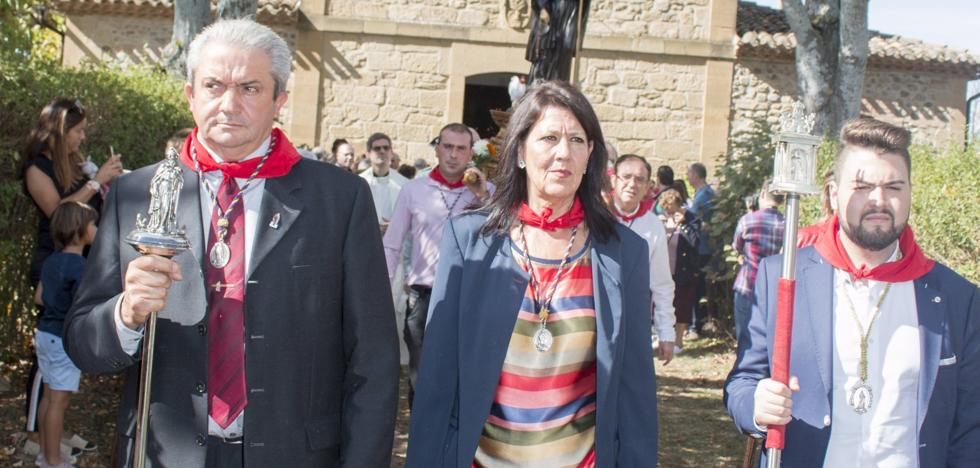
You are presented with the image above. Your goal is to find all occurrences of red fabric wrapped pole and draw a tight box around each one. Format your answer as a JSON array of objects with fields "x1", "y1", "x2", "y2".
[{"x1": 765, "y1": 278, "x2": 797, "y2": 450}]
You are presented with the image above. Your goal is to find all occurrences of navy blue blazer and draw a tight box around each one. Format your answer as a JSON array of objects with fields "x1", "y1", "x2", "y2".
[
  {"x1": 725, "y1": 246, "x2": 980, "y2": 467},
  {"x1": 406, "y1": 212, "x2": 659, "y2": 467}
]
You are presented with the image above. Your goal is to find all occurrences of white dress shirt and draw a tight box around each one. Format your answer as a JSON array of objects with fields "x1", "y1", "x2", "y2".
[
  {"x1": 115, "y1": 135, "x2": 271, "y2": 438},
  {"x1": 615, "y1": 203, "x2": 676, "y2": 342},
  {"x1": 824, "y1": 248, "x2": 920, "y2": 467},
  {"x1": 360, "y1": 166, "x2": 409, "y2": 223}
]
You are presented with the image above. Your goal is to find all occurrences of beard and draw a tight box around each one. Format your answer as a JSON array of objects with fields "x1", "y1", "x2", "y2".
[{"x1": 840, "y1": 208, "x2": 905, "y2": 251}]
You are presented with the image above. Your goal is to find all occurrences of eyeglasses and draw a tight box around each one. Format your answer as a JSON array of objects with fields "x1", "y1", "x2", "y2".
[
  {"x1": 616, "y1": 174, "x2": 649, "y2": 185},
  {"x1": 371, "y1": 145, "x2": 390, "y2": 152}
]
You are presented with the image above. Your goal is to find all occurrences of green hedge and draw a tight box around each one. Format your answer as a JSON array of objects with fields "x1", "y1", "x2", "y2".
[
  {"x1": 709, "y1": 120, "x2": 979, "y2": 334},
  {"x1": 0, "y1": 56, "x2": 192, "y2": 358}
]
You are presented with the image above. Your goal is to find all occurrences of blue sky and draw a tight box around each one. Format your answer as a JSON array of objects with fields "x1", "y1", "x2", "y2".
[{"x1": 747, "y1": 0, "x2": 980, "y2": 54}]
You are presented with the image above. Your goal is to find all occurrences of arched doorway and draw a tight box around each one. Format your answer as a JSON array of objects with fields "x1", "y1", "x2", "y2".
[{"x1": 463, "y1": 72, "x2": 523, "y2": 139}]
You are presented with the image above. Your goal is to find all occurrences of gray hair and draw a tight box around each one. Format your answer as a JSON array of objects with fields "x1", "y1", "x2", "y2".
[{"x1": 185, "y1": 19, "x2": 292, "y2": 97}]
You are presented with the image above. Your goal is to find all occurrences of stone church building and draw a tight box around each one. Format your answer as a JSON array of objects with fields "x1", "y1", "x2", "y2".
[{"x1": 55, "y1": 0, "x2": 979, "y2": 171}]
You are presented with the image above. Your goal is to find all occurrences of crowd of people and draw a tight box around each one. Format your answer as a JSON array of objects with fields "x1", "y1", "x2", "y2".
[{"x1": 14, "y1": 18, "x2": 978, "y2": 468}]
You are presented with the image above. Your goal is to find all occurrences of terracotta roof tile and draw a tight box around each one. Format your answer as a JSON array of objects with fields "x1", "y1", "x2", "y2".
[{"x1": 737, "y1": 1, "x2": 980, "y2": 76}]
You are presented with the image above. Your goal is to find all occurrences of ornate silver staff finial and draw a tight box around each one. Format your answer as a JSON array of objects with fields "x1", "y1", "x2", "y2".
[
  {"x1": 771, "y1": 101, "x2": 821, "y2": 195},
  {"x1": 125, "y1": 148, "x2": 190, "y2": 256}
]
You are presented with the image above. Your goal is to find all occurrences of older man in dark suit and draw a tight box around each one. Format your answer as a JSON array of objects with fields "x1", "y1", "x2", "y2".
[{"x1": 64, "y1": 19, "x2": 398, "y2": 467}]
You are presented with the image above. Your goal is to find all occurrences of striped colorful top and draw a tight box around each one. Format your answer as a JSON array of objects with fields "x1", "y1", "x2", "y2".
[{"x1": 473, "y1": 242, "x2": 597, "y2": 468}]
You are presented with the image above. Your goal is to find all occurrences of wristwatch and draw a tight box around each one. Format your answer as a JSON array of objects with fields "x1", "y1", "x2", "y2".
[{"x1": 86, "y1": 180, "x2": 102, "y2": 192}]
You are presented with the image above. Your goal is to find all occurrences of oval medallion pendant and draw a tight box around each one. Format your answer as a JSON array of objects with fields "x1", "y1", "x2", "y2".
[
  {"x1": 847, "y1": 381, "x2": 874, "y2": 414},
  {"x1": 209, "y1": 240, "x2": 231, "y2": 269},
  {"x1": 533, "y1": 326, "x2": 553, "y2": 352}
]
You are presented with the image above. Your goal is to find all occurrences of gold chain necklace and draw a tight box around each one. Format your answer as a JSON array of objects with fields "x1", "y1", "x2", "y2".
[{"x1": 839, "y1": 278, "x2": 892, "y2": 414}]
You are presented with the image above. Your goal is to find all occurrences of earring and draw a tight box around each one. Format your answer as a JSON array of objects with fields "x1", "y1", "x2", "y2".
[{"x1": 518, "y1": 159, "x2": 526, "y2": 169}]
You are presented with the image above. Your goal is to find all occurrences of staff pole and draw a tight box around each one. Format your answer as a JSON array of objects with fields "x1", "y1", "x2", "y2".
[{"x1": 762, "y1": 102, "x2": 820, "y2": 467}]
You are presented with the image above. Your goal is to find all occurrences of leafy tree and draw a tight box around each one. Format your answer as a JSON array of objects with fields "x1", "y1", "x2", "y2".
[{"x1": 0, "y1": 0, "x2": 62, "y2": 61}]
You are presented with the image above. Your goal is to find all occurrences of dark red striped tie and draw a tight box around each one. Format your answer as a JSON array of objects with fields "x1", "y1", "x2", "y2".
[{"x1": 206, "y1": 175, "x2": 247, "y2": 428}]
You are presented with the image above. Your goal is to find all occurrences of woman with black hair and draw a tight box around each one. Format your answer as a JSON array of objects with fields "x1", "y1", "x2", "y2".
[{"x1": 407, "y1": 81, "x2": 658, "y2": 467}]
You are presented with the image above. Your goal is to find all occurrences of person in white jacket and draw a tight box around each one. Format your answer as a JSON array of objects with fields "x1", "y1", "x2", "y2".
[{"x1": 610, "y1": 154, "x2": 676, "y2": 362}]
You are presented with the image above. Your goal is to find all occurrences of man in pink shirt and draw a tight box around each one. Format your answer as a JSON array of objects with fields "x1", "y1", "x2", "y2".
[{"x1": 383, "y1": 123, "x2": 490, "y2": 406}]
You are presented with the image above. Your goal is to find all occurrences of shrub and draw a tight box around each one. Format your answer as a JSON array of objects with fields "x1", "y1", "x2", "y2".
[{"x1": 0, "y1": 56, "x2": 192, "y2": 358}]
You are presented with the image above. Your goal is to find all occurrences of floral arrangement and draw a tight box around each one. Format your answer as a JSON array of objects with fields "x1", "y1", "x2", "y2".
[
  {"x1": 465, "y1": 138, "x2": 499, "y2": 183},
  {"x1": 471, "y1": 138, "x2": 497, "y2": 170}
]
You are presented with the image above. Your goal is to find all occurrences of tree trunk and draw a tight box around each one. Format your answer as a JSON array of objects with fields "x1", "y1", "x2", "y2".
[
  {"x1": 832, "y1": 0, "x2": 870, "y2": 135},
  {"x1": 164, "y1": 0, "x2": 210, "y2": 78},
  {"x1": 781, "y1": 0, "x2": 868, "y2": 138},
  {"x1": 217, "y1": 0, "x2": 258, "y2": 21}
]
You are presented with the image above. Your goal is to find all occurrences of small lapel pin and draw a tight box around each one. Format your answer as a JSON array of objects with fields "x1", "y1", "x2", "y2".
[
  {"x1": 269, "y1": 213, "x2": 281, "y2": 229},
  {"x1": 933, "y1": 296, "x2": 942, "y2": 303}
]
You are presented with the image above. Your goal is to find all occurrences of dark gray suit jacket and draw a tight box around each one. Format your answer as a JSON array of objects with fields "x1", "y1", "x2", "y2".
[{"x1": 64, "y1": 157, "x2": 399, "y2": 467}]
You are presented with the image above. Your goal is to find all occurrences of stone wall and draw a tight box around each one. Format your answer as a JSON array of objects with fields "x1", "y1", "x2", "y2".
[
  {"x1": 318, "y1": 36, "x2": 452, "y2": 162},
  {"x1": 327, "y1": 0, "x2": 501, "y2": 27},
  {"x1": 730, "y1": 58, "x2": 967, "y2": 147},
  {"x1": 588, "y1": 0, "x2": 709, "y2": 40},
  {"x1": 312, "y1": 36, "x2": 710, "y2": 167},
  {"x1": 60, "y1": 4, "x2": 729, "y2": 169},
  {"x1": 64, "y1": 15, "x2": 172, "y2": 65},
  {"x1": 326, "y1": 0, "x2": 711, "y2": 40},
  {"x1": 64, "y1": 14, "x2": 298, "y2": 66},
  {"x1": 580, "y1": 53, "x2": 706, "y2": 169}
]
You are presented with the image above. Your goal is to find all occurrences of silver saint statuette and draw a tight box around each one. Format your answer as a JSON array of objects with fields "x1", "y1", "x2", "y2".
[
  {"x1": 125, "y1": 147, "x2": 190, "y2": 257},
  {"x1": 123, "y1": 146, "x2": 189, "y2": 468}
]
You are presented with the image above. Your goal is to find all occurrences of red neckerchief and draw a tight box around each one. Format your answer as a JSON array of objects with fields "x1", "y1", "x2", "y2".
[
  {"x1": 797, "y1": 216, "x2": 833, "y2": 249},
  {"x1": 518, "y1": 198, "x2": 585, "y2": 231},
  {"x1": 814, "y1": 216, "x2": 934, "y2": 282},
  {"x1": 179, "y1": 128, "x2": 301, "y2": 178},
  {"x1": 611, "y1": 198, "x2": 654, "y2": 223},
  {"x1": 429, "y1": 166, "x2": 465, "y2": 188}
]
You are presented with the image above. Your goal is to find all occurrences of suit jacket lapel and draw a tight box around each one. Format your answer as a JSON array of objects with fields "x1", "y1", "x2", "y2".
[
  {"x1": 177, "y1": 163, "x2": 206, "y2": 284},
  {"x1": 592, "y1": 237, "x2": 623, "y2": 425},
  {"x1": 799, "y1": 248, "x2": 833, "y2": 402},
  {"x1": 248, "y1": 172, "x2": 303, "y2": 279},
  {"x1": 915, "y1": 271, "x2": 945, "y2": 431}
]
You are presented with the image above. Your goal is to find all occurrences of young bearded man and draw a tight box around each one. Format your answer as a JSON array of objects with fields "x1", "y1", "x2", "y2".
[{"x1": 725, "y1": 118, "x2": 980, "y2": 467}]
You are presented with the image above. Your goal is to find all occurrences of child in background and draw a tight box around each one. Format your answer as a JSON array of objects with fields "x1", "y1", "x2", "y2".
[{"x1": 35, "y1": 201, "x2": 98, "y2": 468}]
